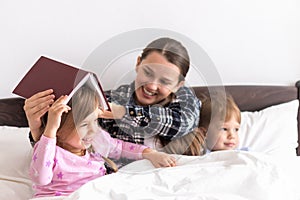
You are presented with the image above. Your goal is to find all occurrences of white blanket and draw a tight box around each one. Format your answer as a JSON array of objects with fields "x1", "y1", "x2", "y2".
[{"x1": 32, "y1": 151, "x2": 300, "y2": 200}]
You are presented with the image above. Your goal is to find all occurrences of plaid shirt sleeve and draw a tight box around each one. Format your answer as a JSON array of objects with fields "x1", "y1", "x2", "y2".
[
  {"x1": 121, "y1": 86, "x2": 201, "y2": 141},
  {"x1": 100, "y1": 84, "x2": 200, "y2": 144}
]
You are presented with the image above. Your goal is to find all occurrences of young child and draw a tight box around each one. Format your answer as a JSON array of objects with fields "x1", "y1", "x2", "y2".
[
  {"x1": 199, "y1": 92, "x2": 244, "y2": 152},
  {"x1": 159, "y1": 92, "x2": 244, "y2": 155},
  {"x1": 29, "y1": 85, "x2": 176, "y2": 198}
]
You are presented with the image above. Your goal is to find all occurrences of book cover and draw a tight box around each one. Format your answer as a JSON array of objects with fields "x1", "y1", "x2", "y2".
[{"x1": 13, "y1": 56, "x2": 110, "y2": 110}]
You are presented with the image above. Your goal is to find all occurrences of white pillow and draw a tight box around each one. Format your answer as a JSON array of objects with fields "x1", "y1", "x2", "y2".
[
  {"x1": 0, "y1": 126, "x2": 33, "y2": 200},
  {"x1": 238, "y1": 100, "x2": 299, "y2": 157}
]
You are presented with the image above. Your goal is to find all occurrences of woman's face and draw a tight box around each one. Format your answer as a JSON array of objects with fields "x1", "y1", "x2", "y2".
[{"x1": 135, "y1": 51, "x2": 184, "y2": 106}]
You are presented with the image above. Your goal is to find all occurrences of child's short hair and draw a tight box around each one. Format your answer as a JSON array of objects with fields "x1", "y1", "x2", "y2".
[{"x1": 199, "y1": 91, "x2": 241, "y2": 130}]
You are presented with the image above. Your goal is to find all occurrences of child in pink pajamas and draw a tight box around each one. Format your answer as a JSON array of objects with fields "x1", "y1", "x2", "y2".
[{"x1": 29, "y1": 85, "x2": 176, "y2": 198}]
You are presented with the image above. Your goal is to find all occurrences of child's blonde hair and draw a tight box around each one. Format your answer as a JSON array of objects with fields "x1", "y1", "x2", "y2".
[
  {"x1": 55, "y1": 84, "x2": 100, "y2": 149},
  {"x1": 161, "y1": 129, "x2": 206, "y2": 156},
  {"x1": 54, "y1": 84, "x2": 118, "y2": 172},
  {"x1": 200, "y1": 92, "x2": 241, "y2": 131}
]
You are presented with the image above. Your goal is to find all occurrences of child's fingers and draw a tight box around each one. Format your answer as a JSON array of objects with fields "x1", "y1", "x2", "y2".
[
  {"x1": 167, "y1": 159, "x2": 176, "y2": 167},
  {"x1": 56, "y1": 95, "x2": 68, "y2": 103},
  {"x1": 170, "y1": 161, "x2": 176, "y2": 167},
  {"x1": 158, "y1": 158, "x2": 175, "y2": 168},
  {"x1": 52, "y1": 95, "x2": 69, "y2": 106},
  {"x1": 51, "y1": 104, "x2": 70, "y2": 115},
  {"x1": 50, "y1": 96, "x2": 71, "y2": 114},
  {"x1": 58, "y1": 103, "x2": 71, "y2": 113},
  {"x1": 165, "y1": 156, "x2": 176, "y2": 167},
  {"x1": 170, "y1": 156, "x2": 177, "y2": 165},
  {"x1": 98, "y1": 110, "x2": 114, "y2": 119}
]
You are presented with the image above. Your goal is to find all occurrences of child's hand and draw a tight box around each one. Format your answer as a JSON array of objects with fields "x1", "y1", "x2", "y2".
[
  {"x1": 44, "y1": 95, "x2": 71, "y2": 138},
  {"x1": 98, "y1": 103, "x2": 125, "y2": 119},
  {"x1": 142, "y1": 148, "x2": 176, "y2": 168}
]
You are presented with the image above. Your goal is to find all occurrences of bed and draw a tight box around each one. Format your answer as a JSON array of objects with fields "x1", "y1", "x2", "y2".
[{"x1": 1, "y1": 81, "x2": 300, "y2": 200}]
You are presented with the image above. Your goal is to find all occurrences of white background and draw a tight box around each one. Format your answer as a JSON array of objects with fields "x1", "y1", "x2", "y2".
[{"x1": 1, "y1": 0, "x2": 299, "y2": 98}]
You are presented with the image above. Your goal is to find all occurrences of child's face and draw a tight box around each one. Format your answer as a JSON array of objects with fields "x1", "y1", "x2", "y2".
[
  {"x1": 135, "y1": 51, "x2": 184, "y2": 106},
  {"x1": 67, "y1": 109, "x2": 100, "y2": 150},
  {"x1": 206, "y1": 116, "x2": 240, "y2": 151}
]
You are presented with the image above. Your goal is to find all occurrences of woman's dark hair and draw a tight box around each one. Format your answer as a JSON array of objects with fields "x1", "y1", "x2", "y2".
[{"x1": 140, "y1": 37, "x2": 190, "y2": 81}]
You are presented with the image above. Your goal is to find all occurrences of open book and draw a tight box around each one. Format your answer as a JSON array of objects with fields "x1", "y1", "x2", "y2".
[{"x1": 13, "y1": 56, "x2": 110, "y2": 111}]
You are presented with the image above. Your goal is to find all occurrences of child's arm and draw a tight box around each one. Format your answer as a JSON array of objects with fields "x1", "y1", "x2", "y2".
[
  {"x1": 43, "y1": 95, "x2": 70, "y2": 139},
  {"x1": 142, "y1": 148, "x2": 176, "y2": 168},
  {"x1": 29, "y1": 96, "x2": 70, "y2": 185},
  {"x1": 92, "y1": 129, "x2": 176, "y2": 168},
  {"x1": 29, "y1": 135, "x2": 57, "y2": 185}
]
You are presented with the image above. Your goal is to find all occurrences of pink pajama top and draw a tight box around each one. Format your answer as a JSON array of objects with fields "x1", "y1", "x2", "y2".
[{"x1": 29, "y1": 129, "x2": 148, "y2": 198}]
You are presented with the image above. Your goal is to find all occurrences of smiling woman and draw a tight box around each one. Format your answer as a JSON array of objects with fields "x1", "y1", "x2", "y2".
[
  {"x1": 134, "y1": 52, "x2": 184, "y2": 106},
  {"x1": 98, "y1": 37, "x2": 201, "y2": 147}
]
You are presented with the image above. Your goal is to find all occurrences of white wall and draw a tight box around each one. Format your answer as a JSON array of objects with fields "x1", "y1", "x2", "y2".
[{"x1": 1, "y1": 0, "x2": 300, "y2": 98}]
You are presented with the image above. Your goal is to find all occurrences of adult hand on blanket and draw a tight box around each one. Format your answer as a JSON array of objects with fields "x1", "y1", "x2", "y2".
[
  {"x1": 24, "y1": 89, "x2": 55, "y2": 141},
  {"x1": 142, "y1": 148, "x2": 176, "y2": 168}
]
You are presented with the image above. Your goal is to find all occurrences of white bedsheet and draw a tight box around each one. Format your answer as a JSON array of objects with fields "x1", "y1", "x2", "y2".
[{"x1": 31, "y1": 151, "x2": 300, "y2": 200}]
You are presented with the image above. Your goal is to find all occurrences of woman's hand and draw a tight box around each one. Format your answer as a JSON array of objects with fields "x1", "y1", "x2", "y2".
[
  {"x1": 43, "y1": 95, "x2": 71, "y2": 138},
  {"x1": 23, "y1": 89, "x2": 55, "y2": 141},
  {"x1": 142, "y1": 148, "x2": 176, "y2": 168},
  {"x1": 98, "y1": 103, "x2": 125, "y2": 119}
]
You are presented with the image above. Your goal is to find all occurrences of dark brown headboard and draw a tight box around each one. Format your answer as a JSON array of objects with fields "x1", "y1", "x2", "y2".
[
  {"x1": 1, "y1": 81, "x2": 299, "y2": 154},
  {"x1": 0, "y1": 97, "x2": 28, "y2": 127},
  {"x1": 192, "y1": 82, "x2": 300, "y2": 155}
]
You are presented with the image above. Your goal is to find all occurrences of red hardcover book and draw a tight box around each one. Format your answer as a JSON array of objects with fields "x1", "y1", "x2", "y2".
[{"x1": 13, "y1": 56, "x2": 110, "y2": 110}]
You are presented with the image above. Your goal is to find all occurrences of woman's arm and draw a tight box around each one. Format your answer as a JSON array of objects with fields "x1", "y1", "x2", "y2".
[
  {"x1": 120, "y1": 86, "x2": 200, "y2": 140},
  {"x1": 24, "y1": 89, "x2": 55, "y2": 141},
  {"x1": 99, "y1": 85, "x2": 200, "y2": 144}
]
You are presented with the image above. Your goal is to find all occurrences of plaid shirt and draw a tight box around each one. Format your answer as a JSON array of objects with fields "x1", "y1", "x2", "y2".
[{"x1": 98, "y1": 82, "x2": 201, "y2": 145}]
